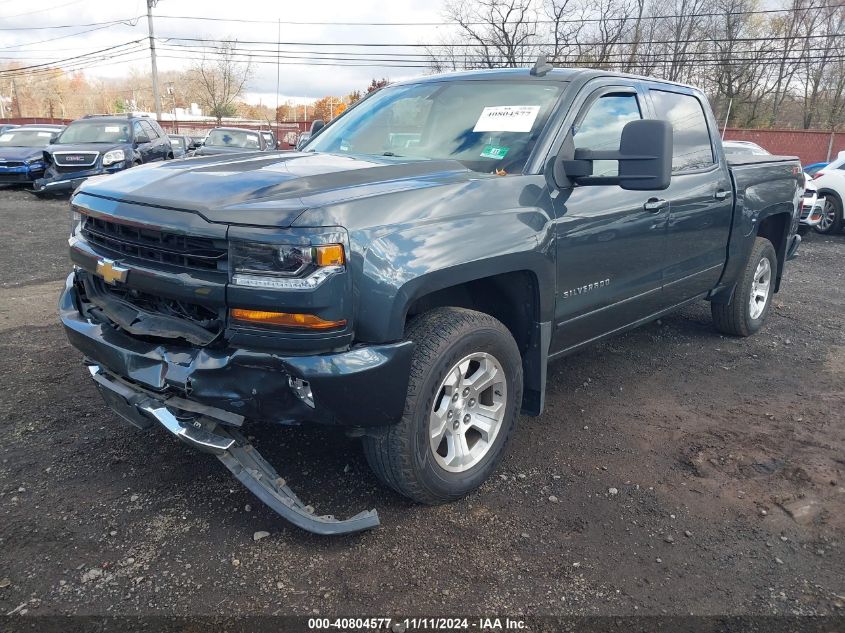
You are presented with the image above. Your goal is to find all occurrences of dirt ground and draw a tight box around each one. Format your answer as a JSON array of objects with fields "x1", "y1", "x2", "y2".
[{"x1": 0, "y1": 185, "x2": 843, "y2": 619}]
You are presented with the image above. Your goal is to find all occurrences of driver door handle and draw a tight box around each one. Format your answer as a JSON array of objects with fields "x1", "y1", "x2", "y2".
[
  {"x1": 644, "y1": 197, "x2": 669, "y2": 212},
  {"x1": 714, "y1": 189, "x2": 731, "y2": 200}
]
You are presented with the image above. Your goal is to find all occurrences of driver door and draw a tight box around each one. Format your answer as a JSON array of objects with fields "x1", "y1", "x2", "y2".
[{"x1": 549, "y1": 83, "x2": 669, "y2": 353}]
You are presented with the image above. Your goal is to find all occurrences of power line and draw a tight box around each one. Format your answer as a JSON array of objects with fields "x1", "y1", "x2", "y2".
[
  {"x1": 0, "y1": 22, "x2": 133, "y2": 50},
  {"x1": 0, "y1": 40, "x2": 145, "y2": 75},
  {"x1": 158, "y1": 32, "x2": 842, "y2": 48},
  {"x1": 151, "y1": 4, "x2": 844, "y2": 26},
  {"x1": 0, "y1": 15, "x2": 143, "y2": 31},
  {"x1": 0, "y1": 0, "x2": 86, "y2": 20}
]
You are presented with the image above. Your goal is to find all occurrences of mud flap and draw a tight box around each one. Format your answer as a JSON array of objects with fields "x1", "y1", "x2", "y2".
[{"x1": 217, "y1": 430, "x2": 380, "y2": 535}]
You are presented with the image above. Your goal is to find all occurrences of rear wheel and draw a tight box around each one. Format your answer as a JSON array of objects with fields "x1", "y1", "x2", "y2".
[
  {"x1": 363, "y1": 307, "x2": 522, "y2": 504},
  {"x1": 814, "y1": 196, "x2": 842, "y2": 234},
  {"x1": 711, "y1": 237, "x2": 777, "y2": 337}
]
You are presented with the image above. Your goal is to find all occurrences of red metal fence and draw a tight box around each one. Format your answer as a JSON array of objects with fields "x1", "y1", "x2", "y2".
[
  {"x1": 722, "y1": 128, "x2": 843, "y2": 165},
  {"x1": 3, "y1": 116, "x2": 842, "y2": 164}
]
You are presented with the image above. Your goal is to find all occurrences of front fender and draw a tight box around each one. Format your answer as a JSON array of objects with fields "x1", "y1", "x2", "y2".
[{"x1": 355, "y1": 210, "x2": 555, "y2": 342}]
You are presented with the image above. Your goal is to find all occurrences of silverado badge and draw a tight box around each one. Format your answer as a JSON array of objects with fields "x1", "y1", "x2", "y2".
[{"x1": 96, "y1": 258, "x2": 128, "y2": 285}]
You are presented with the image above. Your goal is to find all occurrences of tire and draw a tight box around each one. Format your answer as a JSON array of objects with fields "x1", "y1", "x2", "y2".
[
  {"x1": 363, "y1": 307, "x2": 523, "y2": 504},
  {"x1": 813, "y1": 195, "x2": 843, "y2": 234},
  {"x1": 711, "y1": 237, "x2": 777, "y2": 337}
]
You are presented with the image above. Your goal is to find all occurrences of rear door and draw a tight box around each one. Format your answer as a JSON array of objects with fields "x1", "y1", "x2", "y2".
[
  {"x1": 643, "y1": 86, "x2": 733, "y2": 302},
  {"x1": 132, "y1": 121, "x2": 154, "y2": 163},
  {"x1": 140, "y1": 121, "x2": 167, "y2": 161},
  {"x1": 549, "y1": 82, "x2": 670, "y2": 353}
]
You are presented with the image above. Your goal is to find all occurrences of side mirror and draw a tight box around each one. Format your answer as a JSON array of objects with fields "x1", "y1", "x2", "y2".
[
  {"x1": 310, "y1": 119, "x2": 325, "y2": 134},
  {"x1": 557, "y1": 119, "x2": 673, "y2": 191},
  {"x1": 134, "y1": 135, "x2": 150, "y2": 145}
]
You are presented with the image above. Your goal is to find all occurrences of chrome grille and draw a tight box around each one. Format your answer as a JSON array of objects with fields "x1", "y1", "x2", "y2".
[{"x1": 81, "y1": 215, "x2": 228, "y2": 272}]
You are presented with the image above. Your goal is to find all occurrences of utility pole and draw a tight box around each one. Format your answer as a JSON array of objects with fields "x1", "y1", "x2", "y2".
[
  {"x1": 275, "y1": 18, "x2": 280, "y2": 142},
  {"x1": 11, "y1": 78, "x2": 21, "y2": 117},
  {"x1": 147, "y1": 0, "x2": 162, "y2": 121}
]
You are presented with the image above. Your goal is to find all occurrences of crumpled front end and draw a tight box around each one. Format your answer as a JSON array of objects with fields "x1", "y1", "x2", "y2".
[{"x1": 58, "y1": 187, "x2": 414, "y2": 534}]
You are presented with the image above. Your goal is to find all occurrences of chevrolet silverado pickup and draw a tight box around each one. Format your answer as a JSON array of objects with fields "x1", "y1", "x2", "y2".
[{"x1": 59, "y1": 64, "x2": 803, "y2": 534}]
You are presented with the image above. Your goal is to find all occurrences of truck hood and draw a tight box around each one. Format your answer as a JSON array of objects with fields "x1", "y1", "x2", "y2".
[
  {"x1": 75, "y1": 151, "x2": 474, "y2": 227},
  {"x1": 194, "y1": 145, "x2": 264, "y2": 156},
  {"x1": 0, "y1": 146, "x2": 44, "y2": 162}
]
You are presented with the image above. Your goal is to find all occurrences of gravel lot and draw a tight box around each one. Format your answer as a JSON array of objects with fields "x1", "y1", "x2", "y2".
[{"x1": 0, "y1": 185, "x2": 843, "y2": 618}]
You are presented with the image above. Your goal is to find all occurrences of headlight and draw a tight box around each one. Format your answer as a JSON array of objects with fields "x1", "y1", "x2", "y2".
[
  {"x1": 70, "y1": 207, "x2": 83, "y2": 237},
  {"x1": 102, "y1": 149, "x2": 125, "y2": 166},
  {"x1": 230, "y1": 241, "x2": 345, "y2": 290}
]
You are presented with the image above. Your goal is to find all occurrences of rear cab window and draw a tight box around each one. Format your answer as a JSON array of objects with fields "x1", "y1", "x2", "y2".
[{"x1": 649, "y1": 89, "x2": 715, "y2": 173}]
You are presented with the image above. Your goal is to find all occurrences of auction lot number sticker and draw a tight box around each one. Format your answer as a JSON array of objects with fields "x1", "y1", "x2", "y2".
[{"x1": 473, "y1": 105, "x2": 541, "y2": 133}]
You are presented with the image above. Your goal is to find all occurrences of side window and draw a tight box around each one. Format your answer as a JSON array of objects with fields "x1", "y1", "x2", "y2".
[
  {"x1": 133, "y1": 122, "x2": 149, "y2": 143},
  {"x1": 650, "y1": 90, "x2": 714, "y2": 173},
  {"x1": 140, "y1": 120, "x2": 159, "y2": 139},
  {"x1": 573, "y1": 93, "x2": 641, "y2": 177}
]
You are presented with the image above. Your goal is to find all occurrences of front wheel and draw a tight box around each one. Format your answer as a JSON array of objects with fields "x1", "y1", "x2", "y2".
[
  {"x1": 363, "y1": 307, "x2": 522, "y2": 504},
  {"x1": 711, "y1": 237, "x2": 777, "y2": 337},
  {"x1": 814, "y1": 196, "x2": 843, "y2": 234}
]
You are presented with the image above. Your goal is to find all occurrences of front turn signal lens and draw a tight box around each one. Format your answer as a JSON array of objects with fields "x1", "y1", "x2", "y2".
[
  {"x1": 231, "y1": 308, "x2": 346, "y2": 330},
  {"x1": 315, "y1": 244, "x2": 345, "y2": 267}
]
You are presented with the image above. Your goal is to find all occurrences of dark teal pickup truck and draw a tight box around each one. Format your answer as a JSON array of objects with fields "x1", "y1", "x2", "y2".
[{"x1": 59, "y1": 64, "x2": 802, "y2": 534}]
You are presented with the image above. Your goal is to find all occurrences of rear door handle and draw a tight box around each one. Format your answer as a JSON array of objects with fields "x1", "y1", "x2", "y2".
[
  {"x1": 644, "y1": 198, "x2": 669, "y2": 212},
  {"x1": 714, "y1": 189, "x2": 730, "y2": 200}
]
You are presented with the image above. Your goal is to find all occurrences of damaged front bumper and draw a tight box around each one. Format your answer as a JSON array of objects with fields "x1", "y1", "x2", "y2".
[
  {"x1": 59, "y1": 273, "x2": 413, "y2": 534},
  {"x1": 88, "y1": 364, "x2": 379, "y2": 534}
]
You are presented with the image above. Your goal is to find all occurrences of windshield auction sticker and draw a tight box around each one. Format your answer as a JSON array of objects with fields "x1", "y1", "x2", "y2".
[{"x1": 473, "y1": 105, "x2": 541, "y2": 133}]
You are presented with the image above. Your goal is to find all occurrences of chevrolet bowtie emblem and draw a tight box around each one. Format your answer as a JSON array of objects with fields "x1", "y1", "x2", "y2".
[{"x1": 96, "y1": 258, "x2": 128, "y2": 285}]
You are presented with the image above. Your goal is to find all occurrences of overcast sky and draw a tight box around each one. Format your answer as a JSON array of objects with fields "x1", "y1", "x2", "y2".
[{"x1": 0, "y1": 0, "x2": 453, "y2": 104}]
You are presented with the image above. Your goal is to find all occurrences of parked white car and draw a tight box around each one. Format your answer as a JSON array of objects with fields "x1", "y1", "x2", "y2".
[
  {"x1": 799, "y1": 178, "x2": 825, "y2": 231},
  {"x1": 810, "y1": 155, "x2": 845, "y2": 234}
]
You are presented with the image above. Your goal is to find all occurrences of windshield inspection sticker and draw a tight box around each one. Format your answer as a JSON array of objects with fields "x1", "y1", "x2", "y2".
[
  {"x1": 37, "y1": 132, "x2": 53, "y2": 137},
  {"x1": 104, "y1": 126, "x2": 120, "y2": 133},
  {"x1": 473, "y1": 105, "x2": 541, "y2": 133},
  {"x1": 480, "y1": 145, "x2": 510, "y2": 159}
]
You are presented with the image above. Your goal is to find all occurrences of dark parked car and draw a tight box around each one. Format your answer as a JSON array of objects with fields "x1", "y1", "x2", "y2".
[
  {"x1": 167, "y1": 134, "x2": 191, "y2": 158},
  {"x1": 0, "y1": 126, "x2": 60, "y2": 185},
  {"x1": 34, "y1": 114, "x2": 172, "y2": 194},
  {"x1": 193, "y1": 127, "x2": 268, "y2": 156},
  {"x1": 59, "y1": 66, "x2": 802, "y2": 534}
]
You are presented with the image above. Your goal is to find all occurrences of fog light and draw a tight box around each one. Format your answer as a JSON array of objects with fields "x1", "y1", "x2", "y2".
[{"x1": 288, "y1": 377, "x2": 314, "y2": 408}]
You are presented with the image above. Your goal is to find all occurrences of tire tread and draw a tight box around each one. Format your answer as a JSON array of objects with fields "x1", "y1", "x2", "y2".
[{"x1": 363, "y1": 307, "x2": 520, "y2": 504}]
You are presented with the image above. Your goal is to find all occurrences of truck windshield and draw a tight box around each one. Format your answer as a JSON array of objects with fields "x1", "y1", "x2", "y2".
[
  {"x1": 206, "y1": 129, "x2": 261, "y2": 149},
  {"x1": 0, "y1": 129, "x2": 55, "y2": 147},
  {"x1": 306, "y1": 80, "x2": 564, "y2": 174},
  {"x1": 57, "y1": 121, "x2": 131, "y2": 144}
]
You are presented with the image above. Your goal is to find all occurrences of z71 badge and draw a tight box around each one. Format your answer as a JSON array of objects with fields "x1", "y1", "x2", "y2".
[{"x1": 561, "y1": 278, "x2": 610, "y2": 299}]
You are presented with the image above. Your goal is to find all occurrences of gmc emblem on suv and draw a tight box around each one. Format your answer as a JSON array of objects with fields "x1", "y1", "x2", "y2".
[{"x1": 65, "y1": 155, "x2": 87, "y2": 162}]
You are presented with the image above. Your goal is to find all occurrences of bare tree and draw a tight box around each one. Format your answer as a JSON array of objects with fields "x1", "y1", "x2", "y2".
[
  {"x1": 443, "y1": 0, "x2": 539, "y2": 68},
  {"x1": 797, "y1": 3, "x2": 845, "y2": 129},
  {"x1": 187, "y1": 40, "x2": 252, "y2": 124}
]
